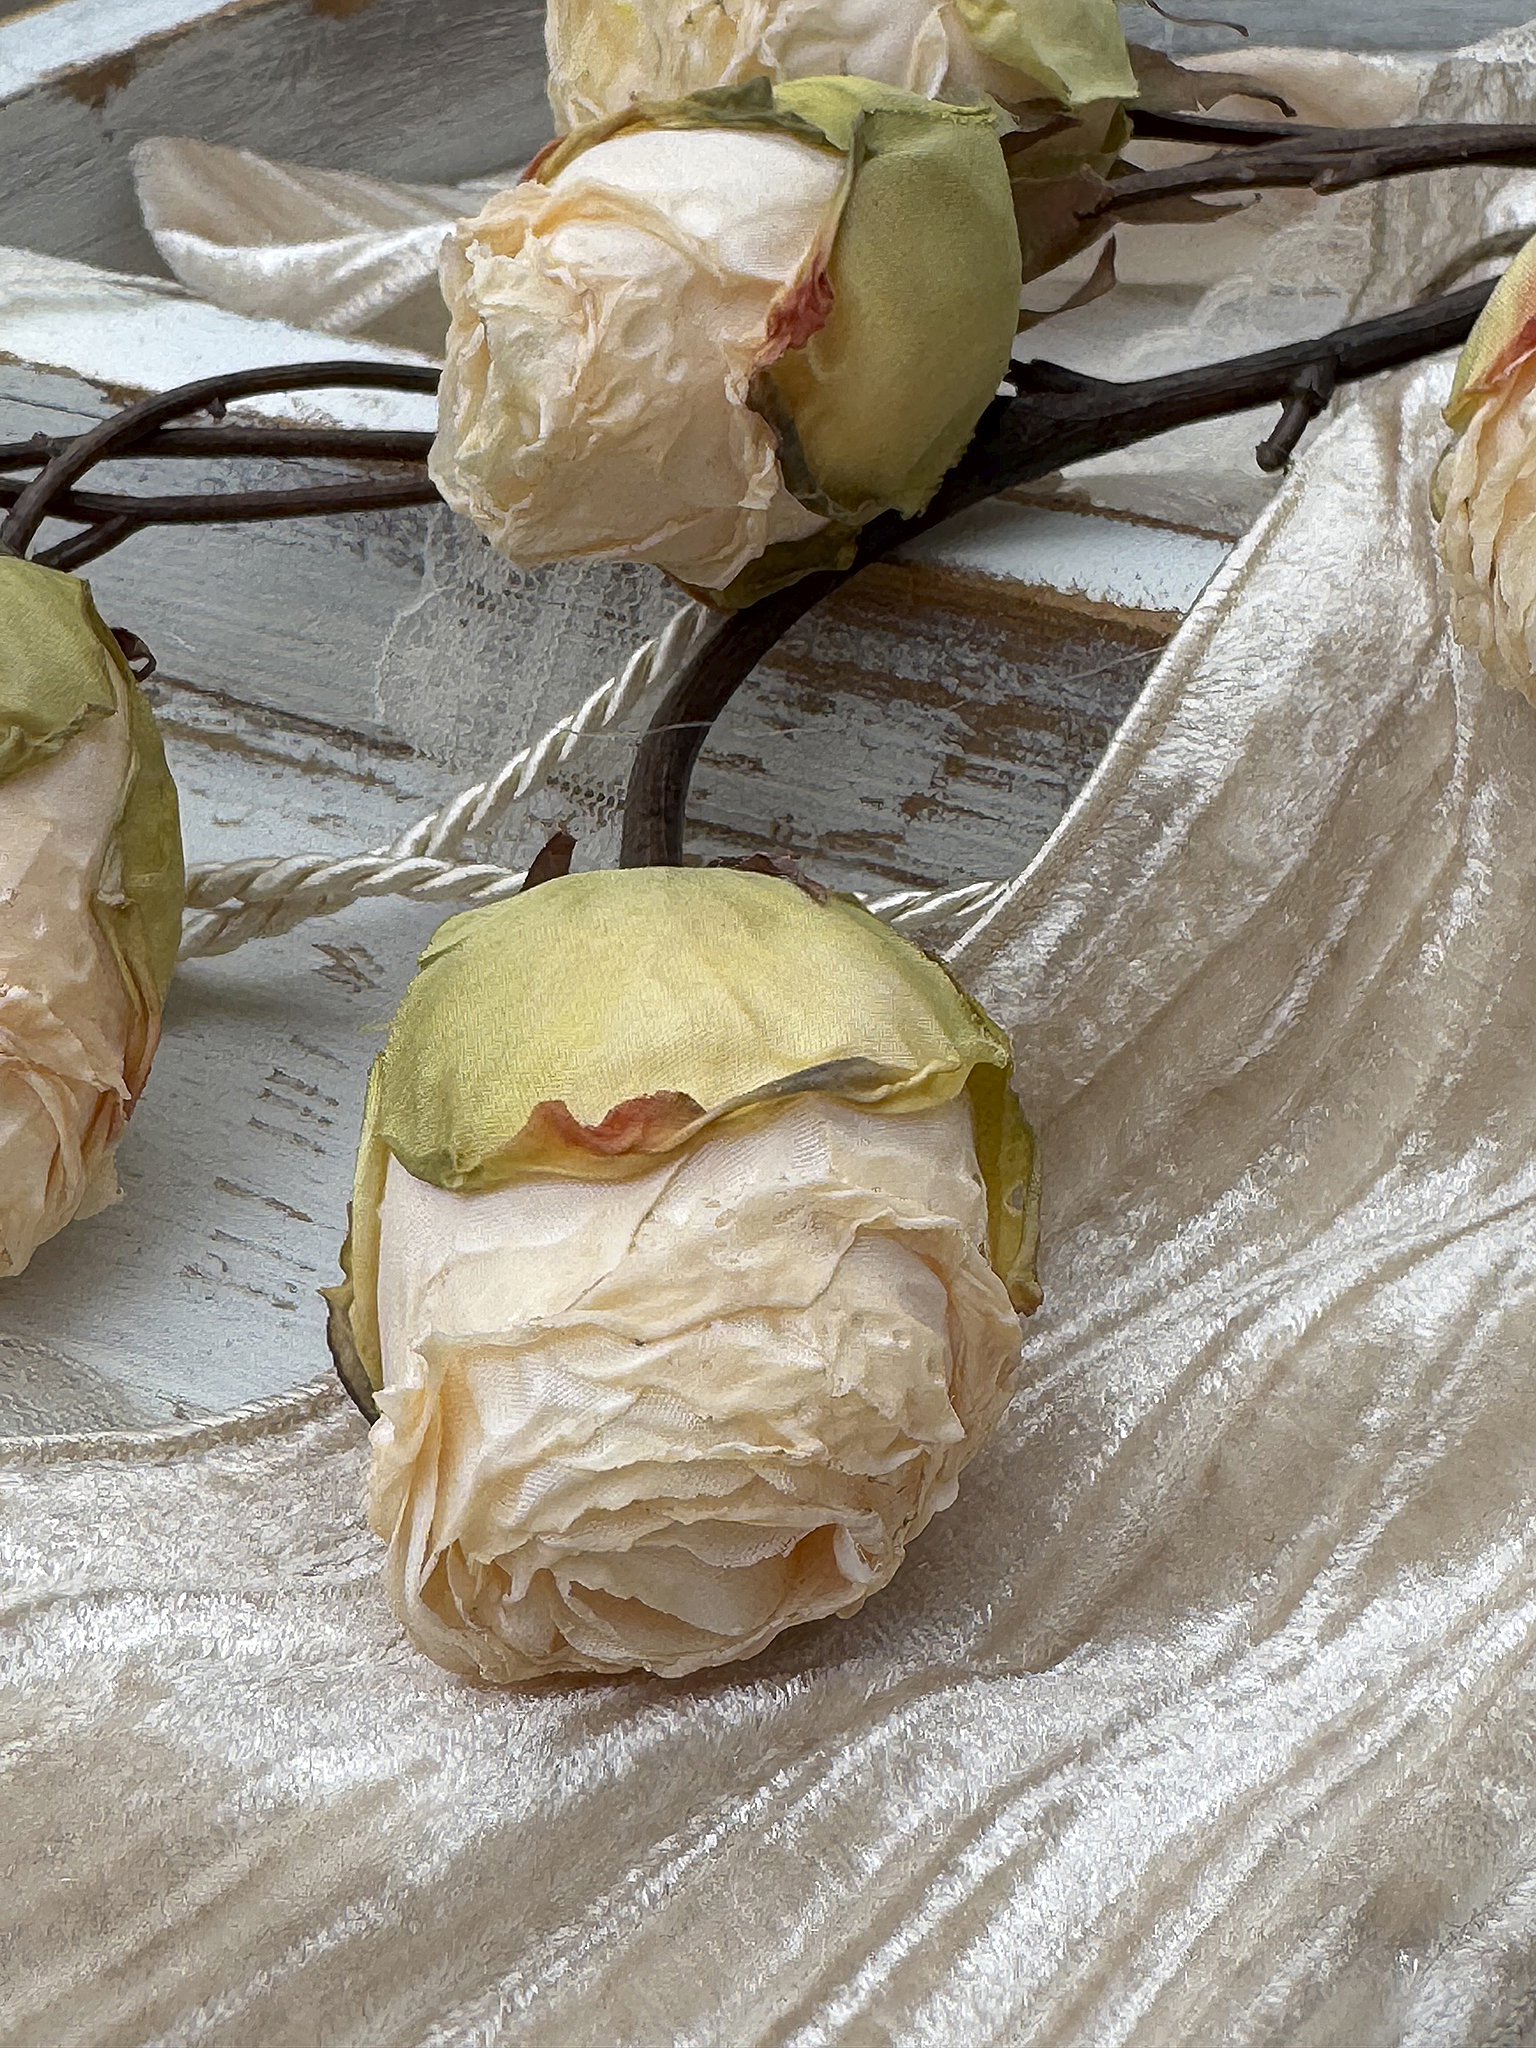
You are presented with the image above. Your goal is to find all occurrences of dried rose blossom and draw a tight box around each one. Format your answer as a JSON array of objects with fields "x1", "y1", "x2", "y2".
[
  {"x1": 1436, "y1": 235, "x2": 1536, "y2": 703},
  {"x1": 327, "y1": 867, "x2": 1040, "y2": 1681},
  {"x1": 0, "y1": 559, "x2": 183, "y2": 1277},
  {"x1": 428, "y1": 78, "x2": 1021, "y2": 603}
]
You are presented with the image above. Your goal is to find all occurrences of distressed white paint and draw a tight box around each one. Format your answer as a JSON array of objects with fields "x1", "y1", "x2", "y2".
[
  {"x1": 0, "y1": 0, "x2": 262, "y2": 96},
  {"x1": 902, "y1": 502, "x2": 1229, "y2": 617},
  {"x1": 0, "y1": 246, "x2": 438, "y2": 429},
  {"x1": 0, "y1": 0, "x2": 551, "y2": 277},
  {"x1": 0, "y1": 0, "x2": 1253, "y2": 1433}
]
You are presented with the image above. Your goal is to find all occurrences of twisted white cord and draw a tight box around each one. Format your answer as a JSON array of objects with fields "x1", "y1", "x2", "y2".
[
  {"x1": 179, "y1": 600, "x2": 713, "y2": 958},
  {"x1": 178, "y1": 597, "x2": 1020, "y2": 958},
  {"x1": 862, "y1": 877, "x2": 1013, "y2": 929}
]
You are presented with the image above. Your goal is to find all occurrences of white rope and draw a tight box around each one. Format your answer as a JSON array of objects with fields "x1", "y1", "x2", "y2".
[
  {"x1": 178, "y1": 597, "x2": 1022, "y2": 958},
  {"x1": 862, "y1": 876, "x2": 1014, "y2": 929},
  {"x1": 179, "y1": 600, "x2": 713, "y2": 958}
]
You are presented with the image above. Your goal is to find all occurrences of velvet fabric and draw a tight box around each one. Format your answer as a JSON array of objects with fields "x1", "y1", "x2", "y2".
[
  {"x1": 5, "y1": 361, "x2": 1536, "y2": 2044},
  {"x1": 11, "y1": 24, "x2": 1536, "y2": 2044}
]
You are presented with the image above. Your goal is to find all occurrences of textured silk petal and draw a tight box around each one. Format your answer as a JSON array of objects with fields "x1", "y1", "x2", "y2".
[
  {"x1": 428, "y1": 126, "x2": 838, "y2": 591},
  {"x1": 368, "y1": 1095, "x2": 1022, "y2": 1681},
  {"x1": 5, "y1": 359, "x2": 1536, "y2": 2043}
]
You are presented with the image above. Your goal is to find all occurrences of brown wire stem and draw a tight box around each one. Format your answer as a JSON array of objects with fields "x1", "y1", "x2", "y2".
[
  {"x1": 619, "y1": 278, "x2": 1493, "y2": 868},
  {"x1": 0, "y1": 358, "x2": 439, "y2": 559},
  {"x1": 1094, "y1": 120, "x2": 1536, "y2": 219},
  {"x1": 1, "y1": 472, "x2": 441, "y2": 527},
  {"x1": 0, "y1": 426, "x2": 434, "y2": 469},
  {"x1": 38, "y1": 518, "x2": 142, "y2": 574},
  {"x1": 1125, "y1": 109, "x2": 1322, "y2": 147}
]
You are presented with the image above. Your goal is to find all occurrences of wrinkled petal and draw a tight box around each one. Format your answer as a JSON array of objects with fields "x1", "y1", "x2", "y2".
[
  {"x1": 367, "y1": 1094, "x2": 1023, "y2": 1681},
  {"x1": 429, "y1": 125, "x2": 838, "y2": 590},
  {"x1": 1437, "y1": 352, "x2": 1536, "y2": 705},
  {"x1": 327, "y1": 868, "x2": 1040, "y2": 1402},
  {"x1": 545, "y1": 0, "x2": 1134, "y2": 130}
]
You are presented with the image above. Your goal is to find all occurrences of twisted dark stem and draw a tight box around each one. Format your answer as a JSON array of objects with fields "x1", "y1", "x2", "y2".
[
  {"x1": 0, "y1": 426, "x2": 433, "y2": 467},
  {"x1": 1096, "y1": 120, "x2": 1536, "y2": 219},
  {"x1": 1125, "y1": 109, "x2": 1322, "y2": 147},
  {"x1": 0, "y1": 360, "x2": 439, "y2": 559},
  {"x1": 619, "y1": 279, "x2": 1492, "y2": 868},
  {"x1": 3, "y1": 473, "x2": 441, "y2": 529},
  {"x1": 40, "y1": 518, "x2": 140, "y2": 575}
]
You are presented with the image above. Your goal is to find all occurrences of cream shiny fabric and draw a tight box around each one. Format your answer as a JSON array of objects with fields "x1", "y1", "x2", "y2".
[
  {"x1": 130, "y1": 138, "x2": 515, "y2": 357},
  {"x1": 6, "y1": 360, "x2": 1536, "y2": 2044}
]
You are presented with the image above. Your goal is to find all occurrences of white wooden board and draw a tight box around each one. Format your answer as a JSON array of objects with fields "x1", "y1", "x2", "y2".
[{"x1": 0, "y1": 1, "x2": 1253, "y2": 1435}]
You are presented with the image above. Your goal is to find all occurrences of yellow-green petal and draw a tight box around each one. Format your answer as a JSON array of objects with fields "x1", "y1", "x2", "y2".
[
  {"x1": 334, "y1": 868, "x2": 1041, "y2": 1390},
  {"x1": 97, "y1": 647, "x2": 186, "y2": 1095},
  {"x1": 0, "y1": 556, "x2": 118, "y2": 784},
  {"x1": 759, "y1": 79, "x2": 1020, "y2": 531},
  {"x1": 0, "y1": 557, "x2": 185, "y2": 1095},
  {"x1": 1446, "y1": 231, "x2": 1536, "y2": 432},
  {"x1": 953, "y1": 0, "x2": 1136, "y2": 109}
]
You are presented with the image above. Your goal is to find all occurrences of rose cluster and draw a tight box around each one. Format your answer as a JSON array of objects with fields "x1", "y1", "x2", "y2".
[{"x1": 7, "y1": 0, "x2": 1099, "y2": 1688}]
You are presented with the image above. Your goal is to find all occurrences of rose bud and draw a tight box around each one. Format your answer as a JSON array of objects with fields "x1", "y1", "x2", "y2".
[
  {"x1": 0, "y1": 558, "x2": 183, "y2": 1277},
  {"x1": 427, "y1": 77, "x2": 1022, "y2": 604},
  {"x1": 326, "y1": 866, "x2": 1040, "y2": 1682},
  {"x1": 1436, "y1": 234, "x2": 1536, "y2": 703},
  {"x1": 545, "y1": 0, "x2": 1137, "y2": 133}
]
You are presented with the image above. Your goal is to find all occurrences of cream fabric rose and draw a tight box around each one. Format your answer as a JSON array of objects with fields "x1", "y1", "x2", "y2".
[
  {"x1": 1436, "y1": 237, "x2": 1536, "y2": 703},
  {"x1": 369, "y1": 1095, "x2": 1022, "y2": 1681},
  {"x1": 545, "y1": 0, "x2": 1138, "y2": 131},
  {"x1": 0, "y1": 561, "x2": 183, "y2": 1277},
  {"x1": 328, "y1": 867, "x2": 1040, "y2": 1680},
  {"x1": 431, "y1": 121, "x2": 838, "y2": 592},
  {"x1": 428, "y1": 78, "x2": 1021, "y2": 603}
]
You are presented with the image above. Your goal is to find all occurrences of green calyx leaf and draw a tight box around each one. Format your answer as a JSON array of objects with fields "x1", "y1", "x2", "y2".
[
  {"x1": 956, "y1": 0, "x2": 1136, "y2": 109},
  {"x1": 529, "y1": 75, "x2": 840, "y2": 186},
  {"x1": 98, "y1": 648, "x2": 185, "y2": 1095},
  {"x1": 335, "y1": 868, "x2": 1041, "y2": 1390},
  {"x1": 1445, "y1": 230, "x2": 1536, "y2": 432},
  {"x1": 0, "y1": 555, "x2": 119, "y2": 784},
  {"x1": 755, "y1": 79, "x2": 1021, "y2": 538},
  {"x1": 0, "y1": 558, "x2": 185, "y2": 1094}
]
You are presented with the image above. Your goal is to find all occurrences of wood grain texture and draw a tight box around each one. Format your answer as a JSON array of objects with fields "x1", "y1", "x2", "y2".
[
  {"x1": 687, "y1": 562, "x2": 1171, "y2": 899},
  {"x1": 0, "y1": 0, "x2": 552, "y2": 274},
  {"x1": 0, "y1": 3, "x2": 1234, "y2": 1431}
]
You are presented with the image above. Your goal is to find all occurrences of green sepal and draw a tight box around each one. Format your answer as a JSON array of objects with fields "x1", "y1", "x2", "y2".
[
  {"x1": 0, "y1": 556, "x2": 118, "y2": 784},
  {"x1": 529, "y1": 76, "x2": 842, "y2": 187},
  {"x1": 756, "y1": 79, "x2": 1020, "y2": 534},
  {"x1": 955, "y1": 0, "x2": 1136, "y2": 109},
  {"x1": 1445, "y1": 231, "x2": 1536, "y2": 433},
  {"x1": 332, "y1": 868, "x2": 1042, "y2": 1391},
  {"x1": 323, "y1": 1200, "x2": 382, "y2": 1422},
  {"x1": 98, "y1": 651, "x2": 186, "y2": 1093},
  {"x1": 0, "y1": 557, "x2": 185, "y2": 1095}
]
